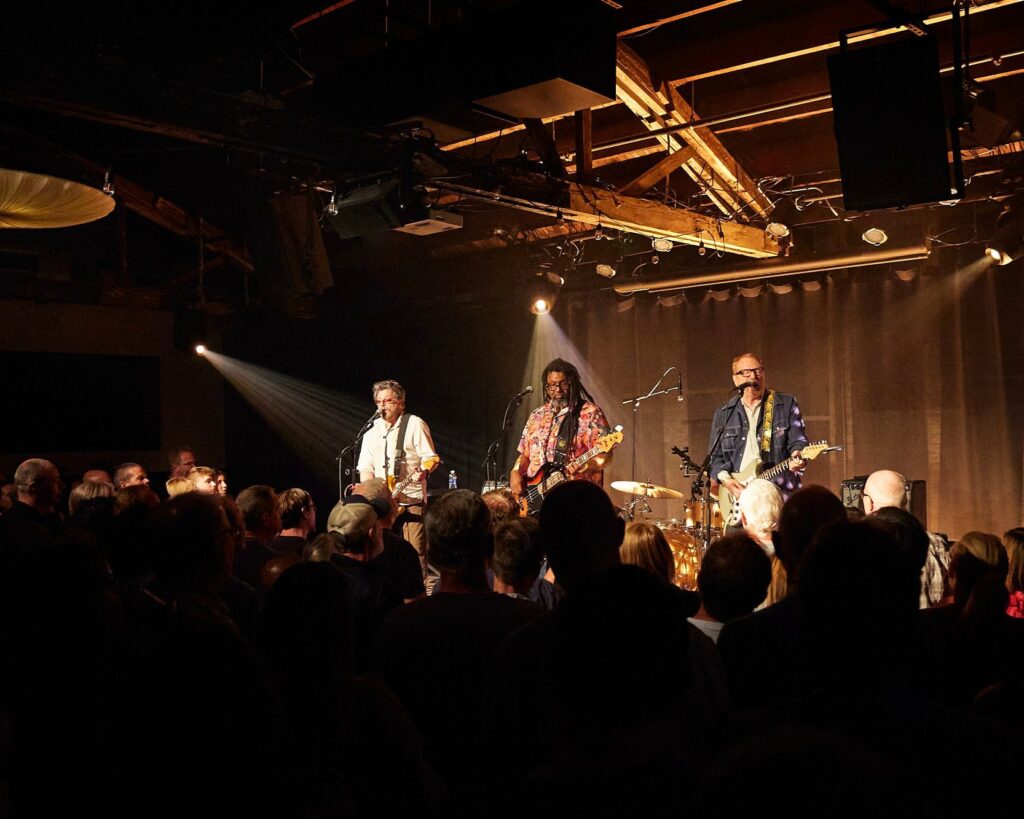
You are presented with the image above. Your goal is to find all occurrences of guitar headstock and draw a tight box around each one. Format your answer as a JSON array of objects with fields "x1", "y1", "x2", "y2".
[
  {"x1": 799, "y1": 440, "x2": 831, "y2": 462},
  {"x1": 598, "y1": 425, "x2": 624, "y2": 452}
]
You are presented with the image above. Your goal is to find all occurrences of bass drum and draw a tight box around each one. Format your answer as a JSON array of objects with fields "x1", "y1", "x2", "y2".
[{"x1": 654, "y1": 519, "x2": 702, "y2": 592}]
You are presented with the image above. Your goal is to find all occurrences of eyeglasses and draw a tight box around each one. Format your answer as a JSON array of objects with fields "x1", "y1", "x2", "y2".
[
  {"x1": 545, "y1": 380, "x2": 570, "y2": 392},
  {"x1": 734, "y1": 367, "x2": 765, "y2": 378},
  {"x1": 375, "y1": 398, "x2": 400, "y2": 406}
]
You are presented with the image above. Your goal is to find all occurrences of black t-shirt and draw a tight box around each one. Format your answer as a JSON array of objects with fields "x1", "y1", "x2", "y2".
[
  {"x1": 269, "y1": 534, "x2": 306, "y2": 558},
  {"x1": 371, "y1": 592, "x2": 543, "y2": 789},
  {"x1": 371, "y1": 530, "x2": 425, "y2": 600}
]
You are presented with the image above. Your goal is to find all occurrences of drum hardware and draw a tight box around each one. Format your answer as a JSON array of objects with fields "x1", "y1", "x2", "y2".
[{"x1": 611, "y1": 480, "x2": 683, "y2": 520}]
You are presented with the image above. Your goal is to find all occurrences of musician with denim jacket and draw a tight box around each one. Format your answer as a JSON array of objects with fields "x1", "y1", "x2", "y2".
[{"x1": 709, "y1": 353, "x2": 809, "y2": 503}]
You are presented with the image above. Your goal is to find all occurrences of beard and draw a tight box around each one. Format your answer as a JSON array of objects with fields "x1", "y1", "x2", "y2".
[{"x1": 548, "y1": 396, "x2": 568, "y2": 412}]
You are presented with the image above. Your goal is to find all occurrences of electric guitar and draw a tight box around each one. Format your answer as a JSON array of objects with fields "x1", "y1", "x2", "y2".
[
  {"x1": 387, "y1": 455, "x2": 441, "y2": 499},
  {"x1": 718, "y1": 440, "x2": 840, "y2": 527},
  {"x1": 518, "y1": 426, "x2": 624, "y2": 516}
]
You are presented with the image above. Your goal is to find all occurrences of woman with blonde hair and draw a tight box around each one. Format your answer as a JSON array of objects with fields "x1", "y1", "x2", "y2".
[
  {"x1": 621, "y1": 521, "x2": 676, "y2": 585},
  {"x1": 68, "y1": 479, "x2": 114, "y2": 516}
]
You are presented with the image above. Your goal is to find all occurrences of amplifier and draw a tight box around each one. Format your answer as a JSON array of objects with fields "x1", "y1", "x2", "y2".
[{"x1": 840, "y1": 476, "x2": 927, "y2": 522}]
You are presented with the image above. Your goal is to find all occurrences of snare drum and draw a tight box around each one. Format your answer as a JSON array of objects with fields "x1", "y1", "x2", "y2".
[
  {"x1": 682, "y1": 497, "x2": 724, "y2": 531},
  {"x1": 653, "y1": 519, "x2": 702, "y2": 591}
]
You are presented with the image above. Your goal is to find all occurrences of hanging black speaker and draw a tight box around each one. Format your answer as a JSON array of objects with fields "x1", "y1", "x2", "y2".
[{"x1": 828, "y1": 34, "x2": 953, "y2": 211}]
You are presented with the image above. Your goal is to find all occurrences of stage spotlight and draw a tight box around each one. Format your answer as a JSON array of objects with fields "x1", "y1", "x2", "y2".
[
  {"x1": 861, "y1": 227, "x2": 888, "y2": 247},
  {"x1": 528, "y1": 271, "x2": 563, "y2": 315},
  {"x1": 651, "y1": 237, "x2": 674, "y2": 253},
  {"x1": 195, "y1": 344, "x2": 207, "y2": 356},
  {"x1": 593, "y1": 237, "x2": 623, "y2": 278},
  {"x1": 766, "y1": 222, "x2": 790, "y2": 239},
  {"x1": 985, "y1": 211, "x2": 1024, "y2": 266}
]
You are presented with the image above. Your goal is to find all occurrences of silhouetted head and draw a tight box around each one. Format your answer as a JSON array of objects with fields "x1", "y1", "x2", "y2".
[
  {"x1": 539, "y1": 480, "x2": 623, "y2": 592},
  {"x1": 698, "y1": 533, "x2": 772, "y2": 622}
]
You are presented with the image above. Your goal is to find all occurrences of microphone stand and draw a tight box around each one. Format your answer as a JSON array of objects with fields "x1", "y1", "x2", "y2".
[
  {"x1": 336, "y1": 411, "x2": 379, "y2": 500},
  {"x1": 621, "y1": 366, "x2": 682, "y2": 485},
  {"x1": 694, "y1": 387, "x2": 746, "y2": 552},
  {"x1": 482, "y1": 390, "x2": 530, "y2": 489}
]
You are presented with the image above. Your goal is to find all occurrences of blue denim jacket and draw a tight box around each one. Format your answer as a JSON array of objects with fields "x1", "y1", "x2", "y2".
[{"x1": 708, "y1": 391, "x2": 809, "y2": 495}]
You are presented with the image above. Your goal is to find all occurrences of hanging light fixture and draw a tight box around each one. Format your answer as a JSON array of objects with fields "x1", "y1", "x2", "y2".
[
  {"x1": 985, "y1": 210, "x2": 1024, "y2": 266},
  {"x1": 0, "y1": 168, "x2": 115, "y2": 228},
  {"x1": 527, "y1": 270, "x2": 564, "y2": 315}
]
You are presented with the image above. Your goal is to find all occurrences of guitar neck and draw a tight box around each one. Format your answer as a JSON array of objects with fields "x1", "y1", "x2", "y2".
[
  {"x1": 568, "y1": 442, "x2": 604, "y2": 471},
  {"x1": 759, "y1": 458, "x2": 794, "y2": 482}
]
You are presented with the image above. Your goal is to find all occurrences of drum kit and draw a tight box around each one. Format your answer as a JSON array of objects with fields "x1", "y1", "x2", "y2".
[{"x1": 610, "y1": 475, "x2": 723, "y2": 593}]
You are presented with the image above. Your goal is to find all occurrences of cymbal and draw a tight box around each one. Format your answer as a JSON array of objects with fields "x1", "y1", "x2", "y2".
[{"x1": 610, "y1": 480, "x2": 684, "y2": 499}]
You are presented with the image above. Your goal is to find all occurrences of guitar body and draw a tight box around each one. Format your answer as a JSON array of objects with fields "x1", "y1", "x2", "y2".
[
  {"x1": 387, "y1": 455, "x2": 441, "y2": 500},
  {"x1": 517, "y1": 426, "x2": 624, "y2": 516},
  {"x1": 716, "y1": 441, "x2": 836, "y2": 528},
  {"x1": 519, "y1": 463, "x2": 568, "y2": 516},
  {"x1": 717, "y1": 460, "x2": 768, "y2": 527}
]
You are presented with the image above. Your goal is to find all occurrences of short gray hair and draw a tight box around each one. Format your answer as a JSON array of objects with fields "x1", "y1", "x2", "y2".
[
  {"x1": 372, "y1": 379, "x2": 405, "y2": 402},
  {"x1": 14, "y1": 458, "x2": 58, "y2": 490}
]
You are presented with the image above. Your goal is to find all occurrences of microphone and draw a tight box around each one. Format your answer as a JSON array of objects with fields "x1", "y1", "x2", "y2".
[
  {"x1": 676, "y1": 372, "x2": 685, "y2": 401},
  {"x1": 735, "y1": 381, "x2": 757, "y2": 392},
  {"x1": 365, "y1": 408, "x2": 382, "y2": 425},
  {"x1": 514, "y1": 385, "x2": 534, "y2": 399}
]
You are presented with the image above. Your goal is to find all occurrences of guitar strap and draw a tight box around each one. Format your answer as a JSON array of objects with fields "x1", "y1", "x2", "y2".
[
  {"x1": 759, "y1": 390, "x2": 776, "y2": 458},
  {"x1": 393, "y1": 413, "x2": 411, "y2": 480},
  {"x1": 553, "y1": 404, "x2": 579, "y2": 467}
]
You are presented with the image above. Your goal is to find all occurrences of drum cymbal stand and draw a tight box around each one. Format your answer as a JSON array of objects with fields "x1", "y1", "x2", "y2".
[{"x1": 622, "y1": 493, "x2": 652, "y2": 520}]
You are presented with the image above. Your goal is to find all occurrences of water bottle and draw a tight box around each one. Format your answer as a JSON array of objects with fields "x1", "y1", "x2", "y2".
[{"x1": 448, "y1": 470, "x2": 458, "y2": 490}]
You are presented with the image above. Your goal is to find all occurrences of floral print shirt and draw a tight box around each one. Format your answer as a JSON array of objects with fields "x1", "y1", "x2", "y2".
[{"x1": 517, "y1": 400, "x2": 611, "y2": 486}]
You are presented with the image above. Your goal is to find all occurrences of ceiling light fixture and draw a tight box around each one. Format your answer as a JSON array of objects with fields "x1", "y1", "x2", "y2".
[
  {"x1": 528, "y1": 271, "x2": 564, "y2": 315},
  {"x1": 985, "y1": 211, "x2": 1024, "y2": 266},
  {"x1": 651, "y1": 237, "x2": 674, "y2": 253},
  {"x1": 861, "y1": 227, "x2": 888, "y2": 246}
]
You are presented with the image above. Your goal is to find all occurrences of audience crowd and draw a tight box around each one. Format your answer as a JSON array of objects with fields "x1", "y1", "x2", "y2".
[{"x1": 1, "y1": 454, "x2": 1022, "y2": 818}]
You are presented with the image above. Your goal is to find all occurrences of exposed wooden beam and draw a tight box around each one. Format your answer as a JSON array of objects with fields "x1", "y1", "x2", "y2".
[
  {"x1": 522, "y1": 118, "x2": 566, "y2": 178},
  {"x1": 430, "y1": 180, "x2": 779, "y2": 259},
  {"x1": 574, "y1": 109, "x2": 593, "y2": 181},
  {"x1": 428, "y1": 221, "x2": 591, "y2": 259},
  {"x1": 615, "y1": 40, "x2": 770, "y2": 219},
  {"x1": 618, "y1": 0, "x2": 742, "y2": 37},
  {"x1": 665, "y1": 0, "x2": 1023, "y2": 85},
  {"x1": 566, "y1": 184, "x2": 777, "y2": 258},
  {"x1": 619, "y1": 147, "x2": 695, "y2": 196}
]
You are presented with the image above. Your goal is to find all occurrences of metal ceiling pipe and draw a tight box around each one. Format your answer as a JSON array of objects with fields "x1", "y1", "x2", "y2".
[{"x1": 612, "y1": 242, "x2": 931, "y2": 294}]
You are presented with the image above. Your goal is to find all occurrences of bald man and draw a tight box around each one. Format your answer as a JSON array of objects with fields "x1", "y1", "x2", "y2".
[
  {"x1": 863, "y1": 469, "x2": 950, "y2": 608},
  {"x1": 0, "y1": 458, "x2": 64, "y2": 544}
]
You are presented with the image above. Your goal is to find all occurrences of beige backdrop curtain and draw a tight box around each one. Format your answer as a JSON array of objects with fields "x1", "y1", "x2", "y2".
[{"x1": 554, "y1": 261, "x2": 1023, "y2": 539}]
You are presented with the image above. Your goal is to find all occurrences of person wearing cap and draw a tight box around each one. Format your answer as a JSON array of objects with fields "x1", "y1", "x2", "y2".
[
  {"x1": 326, "y1": 499, "x2": 401, "y2": 670},
  {"x1": 356, "y1": 379, "x2": 439, "y2": 566},
  {"x1": 352, "y1": 479, "x2": 425, "y2": 602}
]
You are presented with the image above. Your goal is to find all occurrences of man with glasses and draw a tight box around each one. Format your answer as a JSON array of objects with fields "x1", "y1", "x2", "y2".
[
  {"x1": 509, "y1": 358, "x2": 612, "y2": 501},
  {"x1": 358, "y1": 379, "x2": 439, "y2": 564},
  {"x1": 710, "y1": 353, "x2": 808, "y2": 505}
]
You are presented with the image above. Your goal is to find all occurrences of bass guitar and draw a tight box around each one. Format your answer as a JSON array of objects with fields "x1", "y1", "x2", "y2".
[
  {"x1": 718, "y1": 440, "x2": 840, "y2": 526},
  {"x1": 518, "y1": 426, "x2": 623, "y2": 516}
]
